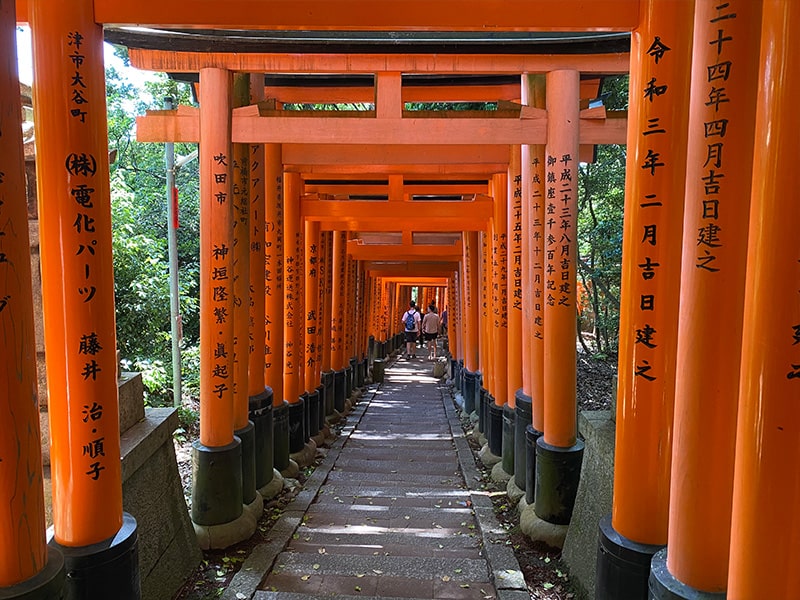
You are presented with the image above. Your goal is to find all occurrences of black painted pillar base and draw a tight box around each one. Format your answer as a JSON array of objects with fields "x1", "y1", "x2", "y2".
[
  {"x1": 525, "y1": 425, "x2": 544, "y2": 505},
  {"x1": 372, "y1": 359, "x2": 385, "y2": 383},
  {"x1": 462, "y1": 368, "x2": 479, "y2": 414},
  {"x1": 514, "y1": 390, "x2": 532, "y2": 491},
  {"x1": 596, "y1": 514, "x2": 664, "y2": 600},
  {"x1": 307, "y1": 389, "x2": 320, "y2": 437},
  {"x1": 534, "y1": 437, "x2": 585, "y2": 525},
  {"x1": 501, "y1": 404, "x2": 515, "y2": 475},
  {"x1": 192, "y1": 439, "x2": 243, "y2": 525},
  {"x1": 315, "y1": 385, "x2": 326, "y2": 432},
  {"x1": 376, "y1": 340, "x2": 385, "y2": 360},
  {"x1": 368, "y1": 335, "x2": 375, "y2": 364},
  {"x1": 49, "y1": 514, "x2": 139, "y2": 600},
  {"x1": 488, "y1": 400, "x2": 503, "y2": 456},
  {"x1": 349, "y1": 357, "x2": 358, "y2": 393},
  {"x1": 477, "y1": 386, "x2": 487, "y2": 434},
  {"x1": 450, "y1": 358, "x2": 459, "y2": 386},
  {"x1": 288, "y1": 398, "x2": 306, "y2": 454},
  {"x1": 649, "y1": 548, "x2": 724, "y2": 600},
  {"x1": 1, "y1": 546, "x2": 65, "y2": 600},
  {"x1": 249, "y1": 388, "x2": 274, "y2": 490},
  {"x1": 345, "y1": 362, "x2": 354, "y2": 398},
  {"x1": 234, "y1": 421, "x2": 257, "y2": 505},
  {"x1": 357, "y1": 357, "x2": 367, "y2": 388},
  {"x1": 273, "y1": 401, "x2": 290, "y2": 471},
  {"x1": 321, "y1": 371, "x2": 335, "y2": 416},
  {"x1": 333, "y1": 369, "x2": 346, "y2": 412},
  {"x1": 300, "y1": 392, "x2": 310, "y2": 443}
]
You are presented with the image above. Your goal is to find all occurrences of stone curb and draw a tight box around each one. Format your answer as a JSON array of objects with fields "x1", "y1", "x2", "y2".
[
  {"x1": 221, "y1": 384, "x2": 377, "y2": 600},
  {"x1": 439, "y1": 381, "x2": 528, "y2": 595}
]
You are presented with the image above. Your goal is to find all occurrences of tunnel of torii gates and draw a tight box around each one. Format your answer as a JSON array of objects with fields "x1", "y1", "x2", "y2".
[{"x1": 1, "y1": 0, "x2": 798, "y2": 599}]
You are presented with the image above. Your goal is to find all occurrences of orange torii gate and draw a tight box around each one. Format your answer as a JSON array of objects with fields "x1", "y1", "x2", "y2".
[{"x1": 5, "y1": 1, "x2": 799, "y2": 599}]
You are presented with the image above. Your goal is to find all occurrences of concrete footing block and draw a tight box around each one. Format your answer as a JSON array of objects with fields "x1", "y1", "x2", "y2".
[
  {"x1": 258, "y1": 469, "x2": 284, "y2": 500},
  {"x1": 479, "y1": 443, "x2": 502, "y2": 467},
  {"x1": 289, "y1": 440, "x2": 317, "y2": 468},
  {"x1": 519, "y1": 503, "x2": 568, "y2": 549},
  {"x1": 194, "y1": 502, "x2": 258, "y2": 550},
  {"x1": 506, "y1": 478, "x2": 525, "y2": 506},
  {"x1": 491, "y1": 461, "x2": 512, "y2": 485},
  {"x1": 280, "y1": 459, "x2": 300, "y2": 479}
]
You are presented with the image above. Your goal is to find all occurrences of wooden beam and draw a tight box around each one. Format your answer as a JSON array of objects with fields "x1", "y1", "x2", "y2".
[
  {"x1": 303, "y1": 182, "x2": 489, "y2": 195},
  {"x1": 302, "y1": 197, "x2": 492, "y2": 220},
  {"x1": 347, "y1": 239, "x2": 463, "y2": 260},
  {"x1": 373, "y1": 276, "x2": 451, "y2": 286},
  {"x1": 283, "y1": 144, "x2": 510, "y2": 167},
  {"x1": 95, "y1": 0, "x2": 639, "y2": 31},
  {"x1": 137, "y1": 110, "x2": 628, "y2": 146},
  {"x1": 298, "y1": 165, "x2": 507, "y2": 176},
  {"x1": 318, "y1": 218, "x2": 487, "y2": 232},
  {"x1": 264, "y1": 83, "x2": 524, "y2": 104},
  {"x1": 129, "y1": 49, "x2": 631, "y2": 75}
]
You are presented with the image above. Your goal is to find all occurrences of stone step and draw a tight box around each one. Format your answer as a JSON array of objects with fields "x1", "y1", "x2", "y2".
[
  {"x1": 331, "y1": 459, "x2": 459, "y2": 475},
  {"x1": 324, "y1": 470, "x2": 465, "y2": 488}
]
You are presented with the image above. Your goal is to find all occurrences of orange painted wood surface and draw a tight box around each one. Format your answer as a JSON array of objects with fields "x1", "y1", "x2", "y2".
[
  {"x1": 491, "y1": 173, "x2": 509, "y2": 405},
  {"x1": 728, "y1": 4, "x2": 800, "y2": 596},
  {"x1": 506, "y1": 147, "x2": 522, "y2": 409},
  {"x1": 285, "y1": 144, "x2": 508, "y2": 168},
  {"x1": 330, "y1": 232, "x2": 347, "y2": 370},
  {"x1": 282, "y1": 172, "x2": 304, "y2": 402},
  {"x1": 30, "y1": 0, "x2": 123, "y2": 546},
  {"x1": 264, "y1": 144, "x2": 285, "y2": 406},
  {"x1": 130, "y1": 49, "x2": 630, "y2": 74},
  {"x1": 666, "y1": 0, "x2": 763, "y2": 591},
  {"x1": 611, "y1": 0, "x2": 693, "y2": 546},
  {"x1": 137, "y1": 111, "x2": 627, "y2": 146},
  {"x1": 198, "y1": 67, "x2": 236, "y2": 447},
  {"x1": 0, "y1": 0, "x2": 47, "y2": 584},
  {"x1": 541, "y1": 69, "x2": 579, "y2": 448},
  {"x1": 304, "y1": 221, "x2": 322, "y2": 391}
]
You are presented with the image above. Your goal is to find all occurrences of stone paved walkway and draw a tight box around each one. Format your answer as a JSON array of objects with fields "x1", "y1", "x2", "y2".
[{"x1": 223, "y1": 352, "x2": 527, "y2": 600}]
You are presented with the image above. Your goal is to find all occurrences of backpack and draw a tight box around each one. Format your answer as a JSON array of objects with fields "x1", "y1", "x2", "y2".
[{"x1": 405, "y1": 310, "x2": 416, "y2": 331}]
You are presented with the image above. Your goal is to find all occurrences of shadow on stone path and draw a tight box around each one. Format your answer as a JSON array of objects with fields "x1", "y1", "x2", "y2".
[{"x1": 221, "y1": 352, "x2": 526, "y2": 600}]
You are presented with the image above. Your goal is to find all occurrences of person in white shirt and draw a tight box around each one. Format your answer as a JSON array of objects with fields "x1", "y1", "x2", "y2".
[{"x1": 421, "y1": 304, "x2": 441, "y2": 360}]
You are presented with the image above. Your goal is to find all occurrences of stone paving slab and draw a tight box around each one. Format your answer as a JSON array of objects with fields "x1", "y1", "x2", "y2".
[{"x1": 237, "y1": 355, "x2": 507, "y2": 599}]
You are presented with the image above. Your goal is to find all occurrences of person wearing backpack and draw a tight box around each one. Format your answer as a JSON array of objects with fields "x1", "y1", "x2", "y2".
[{"x1": 401, "y1": 300, "x2": 422, "y2": 359}]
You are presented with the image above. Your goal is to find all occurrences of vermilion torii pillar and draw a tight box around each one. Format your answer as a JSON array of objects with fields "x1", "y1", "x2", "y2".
[
  {"x1": 461, "y1": 231, "x2": 481, "y2": 415},
  {"x1": 487, "y1": 172, "x2": 508, "y2": 461},
  {"x1": 596, "y1": 1, "x2": 693, "y2": 597},
  {"x1": 319, "y1": 231, "x2": 335, "y2": 420},
  {"x1": 503, "y1": 146, "x2": 523, "y2": 477},
  {"x1": 231, "y1": 73, "x2": 259, "y2": 512},
  {"x1": 304, "y1": 220, "x2": 324, "y2": 444},
  {"x1": 0, "y1": 2, "x2": 64, "y2": 596},
  {"x1": 331, "y1": 231, "x2": 348, "y2": 414},
  {"x1": 264, "y1": 143, "x2": 289, "y2": 474},
  {"x1": 534, "y1": 68, "x2": 584, "y2": 528},
  {"x1": 728, "y1": 4, "x2": 800, "y2": 595},
  {"x1": 190, "y1": 66, "x2": 258, "y2": 548},
  {"x1": 30, "y1": 0, "x2": 139, "y2": 595},
  {"x1": 283, "y1": 172, "x2": 309, "y2": 468},
  {"x1": 516, "y1": 73, "x2": 546, "y2": 500},
  {"x1": 247, "y1": 78, "x2": 277, "y2": 497},
  {"x1": 650, "y1": 0, "x2": 762, "y2": 595}
]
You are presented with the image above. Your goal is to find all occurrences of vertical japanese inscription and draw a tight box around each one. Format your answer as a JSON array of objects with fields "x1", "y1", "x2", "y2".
[
  {"x1": 531, "y1": 155, "x2": 545, "y2": 341},
  {"x1": 511, "y1": 174, "x2": 523, "y2": 313},
  {"x1": 630, "y1": 31, "x2": 674, "y2": 384}
]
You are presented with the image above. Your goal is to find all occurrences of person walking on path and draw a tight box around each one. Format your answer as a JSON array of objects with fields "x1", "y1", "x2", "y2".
[
  {"x1": 401, "y1": 300, "x2": 422, "y2": 359},
  {"x1": 421, "y1": 304, "x2": 441, "y2": 360}
]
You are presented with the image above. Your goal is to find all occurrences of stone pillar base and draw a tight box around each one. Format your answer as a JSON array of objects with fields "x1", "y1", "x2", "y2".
[
  {"x1": 519, "y1": 503, "x2": 568, "y2": 549},
  {"x1": 193, "y1": 495, "x2": 261, "y2": 550},
  {"x1": 490, "y1": 461, "x2": 512, "y2": 485},
  {"x1": 506, "y1": 477, "x2": 525, "y2": 505},
  {"x1": 258, "y1": 469, "x2": 284, "y2": 501},
  {"x1": 290, "y1": 440, "x2": 317, "y2": 468},
  {"x1": 280, "y1": 459, "x2": 300, "y2": 480},
  {"x1": 478, "y1": 443, "x2": 501, "y2": 467}
]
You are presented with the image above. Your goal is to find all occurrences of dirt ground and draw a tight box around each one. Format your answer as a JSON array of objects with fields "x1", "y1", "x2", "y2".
[{"x1": 171, "y1": 351, "x2": 617, "y2": 599}]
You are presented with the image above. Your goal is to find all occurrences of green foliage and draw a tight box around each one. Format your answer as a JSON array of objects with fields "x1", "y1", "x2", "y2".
[
  {"x1": 577, "y1": 144, "x2": 626, "y2": 355},
  {"x1": 106, "y1": 66, "x2": 201, "y2": 406}
]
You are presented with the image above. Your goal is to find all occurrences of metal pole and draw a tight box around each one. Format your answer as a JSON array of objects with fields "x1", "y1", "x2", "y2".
[{"x1": 164, "y1": 96, "x2": 182, "y2": 408}]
